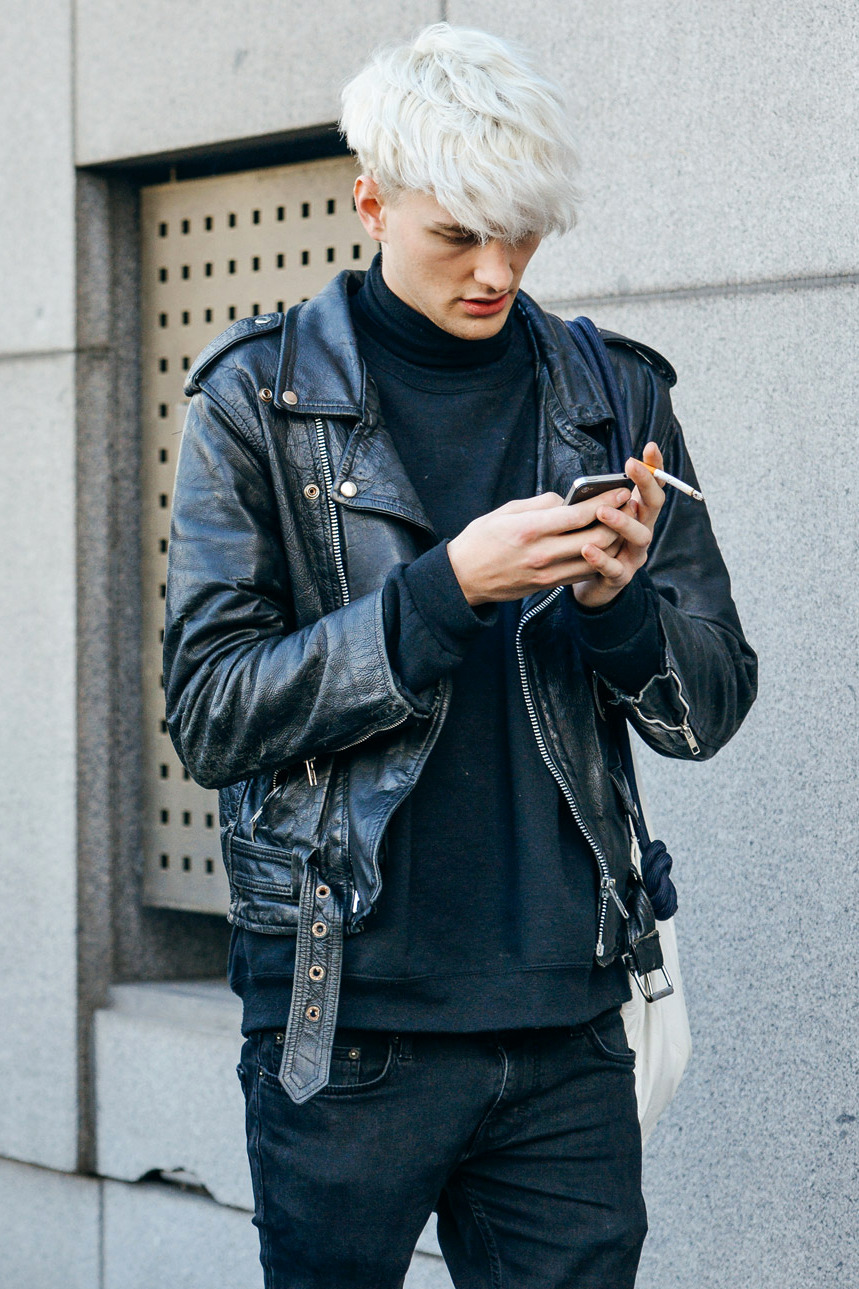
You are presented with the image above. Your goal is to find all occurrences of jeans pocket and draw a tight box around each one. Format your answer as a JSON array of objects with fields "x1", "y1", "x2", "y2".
[
  {"x1": 255, "y1": 1027, "x2": 397, "y2": 1096},
  {"x1": 583, "y1": 1007, "x2": 636, "y2": 1066}
]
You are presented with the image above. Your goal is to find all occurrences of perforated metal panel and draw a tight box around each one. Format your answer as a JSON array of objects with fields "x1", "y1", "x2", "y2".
[{"x1": 140, "y1": 156, "x2": 377, "y2": 913}]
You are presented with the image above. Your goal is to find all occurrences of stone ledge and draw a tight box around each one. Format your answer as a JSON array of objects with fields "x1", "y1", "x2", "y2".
[
  {"x1": 94, "y1": 981, "x2": 445, "y2": 1260},
  {"x1": 94, "y1": 980, "x2": 251, "y2": 1209}
]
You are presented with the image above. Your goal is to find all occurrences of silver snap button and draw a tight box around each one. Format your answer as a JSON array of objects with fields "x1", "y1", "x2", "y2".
[
  {"x1": 339, "y1": 480, "x2": 358, "y2": 498},
  {"x1": 303, "y1": 483, "x2": 320, "y2": 500},
  {"x1": 259, "y1": 387, "x2": 273, "y2": 403},
  {"x1": 283, "y1": 390, "x2": 298, "y2": 405},
  {"x1": 254, "y1": 315, "x2": 271, "y2": 325},
  {"x1": 348, "y1": 1048, "x2": 360, "y2": 1060}
]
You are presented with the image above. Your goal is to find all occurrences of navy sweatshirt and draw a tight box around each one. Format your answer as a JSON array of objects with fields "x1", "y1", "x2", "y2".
[{"x1": 229, "y1": 257, "x2": 664, "y2": 1034}]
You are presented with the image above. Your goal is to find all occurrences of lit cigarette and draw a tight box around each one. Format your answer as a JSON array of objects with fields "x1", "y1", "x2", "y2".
[{"x1": 638, "y1": 461, "x2": 704, "y2": 502}]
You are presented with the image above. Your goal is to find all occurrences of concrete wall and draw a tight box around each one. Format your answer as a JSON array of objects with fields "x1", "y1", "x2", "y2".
[
  {"x1": 441, "y1": 3, "x2": 858, "y2": 1285},
  {"x1": 0, "y1": 0, "x2": 80, "y2": 1173},
  {"x1": 0, "y1": 0, "x2": 855, "y2": 1285}
]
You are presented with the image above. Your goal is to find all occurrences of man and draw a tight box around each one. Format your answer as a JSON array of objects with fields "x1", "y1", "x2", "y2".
[{"x1": 164, "y1": 23, "x2": 756, "y2": 1289}]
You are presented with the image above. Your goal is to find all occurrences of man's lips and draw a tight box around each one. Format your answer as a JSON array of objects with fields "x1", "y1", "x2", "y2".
[{"x1": 461, "y1": 293, "x2": 510, "y2": 317}]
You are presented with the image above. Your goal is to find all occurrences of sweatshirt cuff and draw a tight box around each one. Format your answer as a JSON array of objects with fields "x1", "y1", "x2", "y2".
[
  {"x1": 570, "y1": 573, "x2": 664, "y2": 695},
  {"x1": 382, "y1": 542, "x2": 497, "y2": 695}
]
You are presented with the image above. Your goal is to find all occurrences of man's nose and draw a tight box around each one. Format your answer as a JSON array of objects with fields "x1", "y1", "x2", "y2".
[{"x1": 471, "y1": 241, "x2": 515, "y2": 294}]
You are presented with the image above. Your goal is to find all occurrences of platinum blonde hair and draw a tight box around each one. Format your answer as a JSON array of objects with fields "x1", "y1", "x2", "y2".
[{"x1": 340, "y1": 23, "x2": 580, "y2": 243}]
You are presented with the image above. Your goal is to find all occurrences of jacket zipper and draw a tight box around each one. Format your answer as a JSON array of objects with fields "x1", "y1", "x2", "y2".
[
  {"x1": 629, "y1": 665, "x2": 701, "y2": 755},
  {"x1": 515, "y1": 589, "x2": 628, "y2": 960},
  {"x1": 314, "y1": 416, "x2": 350, "y2": 607},
  {"x1": 249, "y1": 766, "x2": 287, "y2": 842}
]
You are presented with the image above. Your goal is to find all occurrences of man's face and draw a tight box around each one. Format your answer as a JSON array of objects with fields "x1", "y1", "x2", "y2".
[{"x1": 354, "y1": 180, "x2": 541, "y2": 340}]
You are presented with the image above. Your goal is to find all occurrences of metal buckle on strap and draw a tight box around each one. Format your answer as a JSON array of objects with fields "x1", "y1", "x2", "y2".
[
  {"x1": 277, "y1": 864, "x2": 344, "y2": 1104},
  {"x1": 629, "y1": 964, "x2": 675, "y2": 1003}
]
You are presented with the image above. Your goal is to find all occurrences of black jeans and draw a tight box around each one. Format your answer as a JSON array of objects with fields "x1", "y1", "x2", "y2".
[{"x1": 237, "y1": 1007, "x2": 647, "y2": 1289}]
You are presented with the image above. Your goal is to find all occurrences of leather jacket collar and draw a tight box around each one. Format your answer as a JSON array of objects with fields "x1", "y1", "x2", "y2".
[{"x1": 273, "y1": 269, "x2": 614, "y2": 431}]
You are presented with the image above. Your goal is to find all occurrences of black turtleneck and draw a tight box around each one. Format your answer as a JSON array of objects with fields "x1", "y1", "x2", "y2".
[{"x1": 229, "y1": 256, "x2": 666, "y2": 1035}]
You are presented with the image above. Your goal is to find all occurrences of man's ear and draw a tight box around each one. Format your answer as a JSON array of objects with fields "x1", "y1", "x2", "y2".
[{"x1": 353, "y1": 175, "x2": 387, "y2": 243}]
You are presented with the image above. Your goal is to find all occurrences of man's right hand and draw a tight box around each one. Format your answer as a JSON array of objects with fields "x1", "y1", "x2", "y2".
[{"x1": 446, "y1": 488, "x2": 631, "y2": 606}]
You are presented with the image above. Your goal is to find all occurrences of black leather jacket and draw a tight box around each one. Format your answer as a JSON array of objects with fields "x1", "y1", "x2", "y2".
[{"x1": 163, "y1": 271, "x2": 757, "y2": 1101}]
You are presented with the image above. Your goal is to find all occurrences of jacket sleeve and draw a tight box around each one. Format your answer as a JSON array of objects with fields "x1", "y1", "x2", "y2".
[
  {"x1": 595, "y1": 350, "x2": 758, "y2": 760},
  {"x1": 163, "y1": 390, "x2": 425, "y2": 789}
]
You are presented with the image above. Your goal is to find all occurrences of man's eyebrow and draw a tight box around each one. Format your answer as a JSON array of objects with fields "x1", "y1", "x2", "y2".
[{"x1": 431, "y1": 221, "x2": 473, "y2": 234}]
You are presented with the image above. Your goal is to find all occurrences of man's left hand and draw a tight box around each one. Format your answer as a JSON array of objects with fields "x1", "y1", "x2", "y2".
[{"x1": 573, "y1": 441, "x2": 666, "y2": 609}]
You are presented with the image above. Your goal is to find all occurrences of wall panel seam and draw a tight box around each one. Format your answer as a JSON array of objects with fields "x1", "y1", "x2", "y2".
[{"x1": 544, "y1": 271, "x2": 859, "y2": 312}]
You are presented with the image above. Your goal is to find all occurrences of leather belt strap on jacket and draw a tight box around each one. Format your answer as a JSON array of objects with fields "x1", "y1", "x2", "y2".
[{"x1": 278, "y1": 863, "x2": 344, "y2": 1104}]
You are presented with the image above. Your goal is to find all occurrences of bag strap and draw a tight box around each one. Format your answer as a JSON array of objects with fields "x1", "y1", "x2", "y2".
[{"x1": 565, "y1": 317, "x2": 678, "y2": 919}]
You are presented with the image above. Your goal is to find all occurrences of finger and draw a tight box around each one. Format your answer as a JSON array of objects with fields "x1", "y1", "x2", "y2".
[
  {"x1": 595, "y1": 503, "x2": 653, "y2": 549},
  {"x1": 496, "y1": 492, "x2": 564, "y2": 515},
  {"x1": 580, "y1": 542, "x2": 627, "y2": 583},
  {"x1": 642, "y1": 441, "x2": 664, "y2": 472},
  {"x1": 544, "y1": 488, "x2": 632, "y2": 534},
  {"x1": 624, "y1": 460, "x2": 665, "y2": 522},
  {"x1": 544, "y1": 521, "x2": 623, "y2": 559}
]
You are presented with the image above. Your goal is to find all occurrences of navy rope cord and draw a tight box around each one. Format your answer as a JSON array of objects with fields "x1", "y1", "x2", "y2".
[{"x1": 566, "y1": 317, "x2": 678, "y2": 920}]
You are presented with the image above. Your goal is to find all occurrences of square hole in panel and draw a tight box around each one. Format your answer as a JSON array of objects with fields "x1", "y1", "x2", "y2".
[{"x1": 158, "y1": 222, "x2": 168, "y2": 237}]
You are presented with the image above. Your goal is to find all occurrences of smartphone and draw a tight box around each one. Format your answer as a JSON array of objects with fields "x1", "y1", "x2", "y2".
[{"x1": 563, "y1": 473, "x2": 633, "y2": 506}]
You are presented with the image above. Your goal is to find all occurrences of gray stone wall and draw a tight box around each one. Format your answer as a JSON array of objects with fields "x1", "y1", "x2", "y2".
[{"x1": 0, "y1": 0, "x2": 855, "y2": 1285}]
